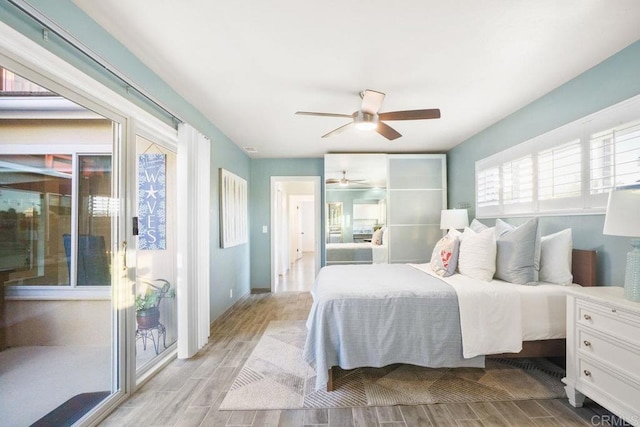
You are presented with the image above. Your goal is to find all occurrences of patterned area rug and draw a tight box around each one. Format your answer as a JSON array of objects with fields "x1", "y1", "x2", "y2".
[{"x1": 219, "y1": 320, "x2": 566, "y2": 410}]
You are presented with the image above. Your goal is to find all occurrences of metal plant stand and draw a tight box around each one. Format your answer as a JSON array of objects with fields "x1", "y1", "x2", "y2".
[{"x1": 136, "y1": 322, "x2": 167, "y2": 355}]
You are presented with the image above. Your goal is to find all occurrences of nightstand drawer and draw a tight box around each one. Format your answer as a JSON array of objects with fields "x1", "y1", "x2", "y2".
[
  {"x1": 577, "y1": 301, "x2": 640, "y2": 345},
  {"x1": 578, "y1": 359, "x2": 640, "y2": 408},
  {"x1": 577, "y1": 328, "x2": 640, "y2": 379}
]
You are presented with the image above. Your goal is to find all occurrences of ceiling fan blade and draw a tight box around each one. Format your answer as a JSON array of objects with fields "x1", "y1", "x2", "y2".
[
  {"x1": 376, "y1": 122, "x2": 402, "y2": 140},
  {"x1": 295, "y1": 111, "x2": 353, "y2": 118},
  {"x1": 360, "y1": 89, "x2": 385, "y2": 115},
  {"x1": 325, "y1": 178, "x2": 340, "y2": 184},
  {"x1": 378, "y1": 109, "x2": 441, "y2": 121},
  {"x1": 322, "y1": 122, "x2": 353, "y2": 138}
]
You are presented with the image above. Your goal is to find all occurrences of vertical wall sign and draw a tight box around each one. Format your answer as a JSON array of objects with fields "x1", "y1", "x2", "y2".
[
  {"x1": 138, "y1": 153, "x2": 166, "y2": 250},
  {"x1": 220, "y1": 168, "x2": 248, "y2": 248}
]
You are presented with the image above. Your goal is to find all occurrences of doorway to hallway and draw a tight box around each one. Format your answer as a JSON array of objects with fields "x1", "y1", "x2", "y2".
[
  {"x1": 275, "y1": 252, "x2": 315, "y2": 292},
  {"x1": 270, "y1": 177, "x2": 321, "y2": 293}
]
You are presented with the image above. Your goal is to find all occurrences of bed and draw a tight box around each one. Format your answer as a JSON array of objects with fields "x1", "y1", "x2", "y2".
[
  {"x1": 325, "y1": 242, "x2": 388, "y2": 265},
  {"x1": 303, "y1": 248, "x2": 596, "y2": 391}
]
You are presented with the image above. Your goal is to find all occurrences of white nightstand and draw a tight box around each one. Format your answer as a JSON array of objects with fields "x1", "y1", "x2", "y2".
[{"x1": 563, "y1": 286, "x2": 640, "y2": 426}]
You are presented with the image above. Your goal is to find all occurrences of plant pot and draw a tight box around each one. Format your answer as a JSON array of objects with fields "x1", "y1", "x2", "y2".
[{"x1": 136, "y1": 307, "x2": 160, "y2": 329}]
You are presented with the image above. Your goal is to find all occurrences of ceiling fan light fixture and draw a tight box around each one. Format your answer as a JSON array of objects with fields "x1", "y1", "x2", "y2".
[
  {"x1": 337, "y1": 170, "x2": 350, "y2": 186},
  {"x1": 354, "y1": 111, "x2": 378, "y2": 131}
]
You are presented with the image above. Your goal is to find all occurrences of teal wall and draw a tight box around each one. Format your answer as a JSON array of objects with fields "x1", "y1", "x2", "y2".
[
  {"x1": 250, "y1": 158, "x2": 324, "y2": 289},
  {"x1": 448, "y1": 39, "x2": 640, "y2": 286},
  {"x1": 0, "y1": 1, "x2": 251, "y2": 321}
]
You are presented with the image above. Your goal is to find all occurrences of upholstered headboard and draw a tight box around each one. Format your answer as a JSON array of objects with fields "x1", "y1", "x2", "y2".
[{"x1": 571, "y1": 249, "x2": 597, "y2": 287}]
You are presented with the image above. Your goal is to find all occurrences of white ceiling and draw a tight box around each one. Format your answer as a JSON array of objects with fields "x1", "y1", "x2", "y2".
[{"x1": 73, "y1": 0, "x2": 640, "y2": 159}]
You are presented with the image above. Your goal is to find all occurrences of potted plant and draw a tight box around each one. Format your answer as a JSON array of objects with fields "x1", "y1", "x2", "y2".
[{"x1": 135, "y1": 279, "x2": 174, "y2": 329}]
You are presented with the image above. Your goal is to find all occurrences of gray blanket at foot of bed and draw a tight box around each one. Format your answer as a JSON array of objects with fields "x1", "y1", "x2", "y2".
[{"x1": 303, "y1": 264, "x2": 485, "y2": 390}]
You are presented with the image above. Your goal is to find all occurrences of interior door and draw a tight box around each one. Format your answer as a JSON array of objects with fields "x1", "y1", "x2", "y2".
[{"x1": 296, "y1": 202, "x2": 303, "y2": 260}]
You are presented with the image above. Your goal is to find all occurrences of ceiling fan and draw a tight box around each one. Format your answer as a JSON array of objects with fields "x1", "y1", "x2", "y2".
[
  {"x1": 295, "y1": 89, "x2": 440, "y2": 141},
  {"x1": 325, "y1": 171, "x2": 366, "y2": 186}
]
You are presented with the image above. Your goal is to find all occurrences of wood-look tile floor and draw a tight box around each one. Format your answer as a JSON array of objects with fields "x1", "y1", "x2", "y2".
[{"x1": 101, "y1": 291, "x2": 627, "y2": 426}]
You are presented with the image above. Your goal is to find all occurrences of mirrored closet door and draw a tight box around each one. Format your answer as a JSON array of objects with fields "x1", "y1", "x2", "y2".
[
  {"x1": 324, "y1": 154, "x2": 388, "y2": 265},
  {"x1": 324, "y1": 153, "x2": 447, "y2": 266}
]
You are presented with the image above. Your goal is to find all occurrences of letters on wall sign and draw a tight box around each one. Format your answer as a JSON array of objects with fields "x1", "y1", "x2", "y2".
[{"x1": 138, "y1": 153, "x2": 166, "y2": 250}]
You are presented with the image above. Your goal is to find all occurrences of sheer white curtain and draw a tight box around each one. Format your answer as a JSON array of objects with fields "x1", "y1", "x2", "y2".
[{"x1": 177, "y1": 123, "x2": 211, "y2": 358}]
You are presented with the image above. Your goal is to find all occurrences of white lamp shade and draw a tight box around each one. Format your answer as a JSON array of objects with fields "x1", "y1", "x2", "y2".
[
  {"x1": 440, "y1": 209, "x2": 469, "y2": 230},
  {"x1": 603, "y1": 189, "x2": 640, "y2": 237}
]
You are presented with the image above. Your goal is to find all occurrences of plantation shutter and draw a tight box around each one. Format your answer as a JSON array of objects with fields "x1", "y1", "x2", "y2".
[
  {"x1": 590, "y1": 118, "x2": 640, "y2": 196},
  {"x1": 538, "y1": 139, "x2": 582, "y2": 211},
  {"x1": 476, "y1": 166, "x2": 500, "y2": 217},
  {"x1": 501, "y1": 155, "x2": 533, "y2": 214}
]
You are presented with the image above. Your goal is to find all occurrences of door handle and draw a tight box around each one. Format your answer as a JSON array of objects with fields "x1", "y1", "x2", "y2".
[{"x1": 122, "y1": 241, "x2": 127, "y2": 271}]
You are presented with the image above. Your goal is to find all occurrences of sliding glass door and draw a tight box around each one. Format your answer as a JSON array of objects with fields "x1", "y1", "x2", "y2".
[{"x1": 0, "y1": 66, "x2": 124, "y2": 425}]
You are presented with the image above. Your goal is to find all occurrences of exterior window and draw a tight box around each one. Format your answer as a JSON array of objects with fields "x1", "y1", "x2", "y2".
[
  {"x1": 590, "y1": 118, "x2": 640, "y2": 194},
  {"x1": 538, "y1": 140, "x2": 581, "y2": 200},
  {"x1": 475, "y1": 95, "x2": 640, "y2": 217},
  {"x1": 1, "y1": 66, "x2": 52, "y2": 94},
  {"x1": 0, "y1": 153, "x2": 111, "y2": 287},
  {"x1": 502, "y1": 156, "x2": 533, "y2": 205},
  {"x1": 476, "y1": 167, "x2": 499, "y2": 208}
]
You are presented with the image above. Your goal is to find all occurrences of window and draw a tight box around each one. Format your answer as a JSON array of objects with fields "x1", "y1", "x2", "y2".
[
  {"x1": 476, "y1": 95, "x2": 640, "y2": 217},
  {"x1": 538, "y1": 140, "x2": 582, "y2": 200},
  {"x1": 1, "y1": 66, "x2": 52, "y2": 94},
  {"x1": 502, "y1": 156, "x2": 533, "y2": 207},
  {"x1": 0, "y1": 153, "x2": 112, "y2": 287},
  {"x1": 590, "y1": 118, "x2": 640, "y2": 195},
  {"x1": 477, "y1": 167, "x2": 499, "y2": 208},
  {"x1": 1, "y1": 64, "x2": 116, "y2": 294}
]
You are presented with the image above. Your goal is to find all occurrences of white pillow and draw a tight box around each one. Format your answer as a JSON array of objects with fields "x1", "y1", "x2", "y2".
[
  {"x1": 539, "y1": 229, "x2": 573, "y2": 285},
  {"x1": 458, "y1": 227, "x2": 497, "y2": 282},
  {"x1": 469, "y1": 218, "x2": 489, "y2": 232}
]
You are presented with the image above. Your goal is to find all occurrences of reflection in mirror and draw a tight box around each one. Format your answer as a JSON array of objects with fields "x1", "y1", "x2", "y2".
[
  {"x1": 324, "y1": 154, "x2": 388, "y2": 265},
  {"x1": 327, "y1": 202, "x2": 343, "y2": 243},
  {"x1": 353, "y1": 199, "x2": 386, "y2": 242}
]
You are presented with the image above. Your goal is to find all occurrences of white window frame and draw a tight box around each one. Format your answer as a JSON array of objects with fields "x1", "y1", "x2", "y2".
[
  {"x1": 1, "y1": 146, "x2": 112, "y2": 299},
  {"x1": 476, "y1": 93, "x2": 640, "y2": 218}
]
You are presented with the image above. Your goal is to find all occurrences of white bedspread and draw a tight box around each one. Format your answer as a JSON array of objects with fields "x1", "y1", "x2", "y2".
[
  {"x1": 519, "y1": 282, "x2": 579, "y2": 340},
  {"x1": 411, "y1": 264, "x2": 523, "y2": 358}
]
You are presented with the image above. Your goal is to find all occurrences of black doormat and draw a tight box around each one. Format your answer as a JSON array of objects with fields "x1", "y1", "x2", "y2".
[{"x1": 31, "y1": 391, "x2": 110, "y2": 427}]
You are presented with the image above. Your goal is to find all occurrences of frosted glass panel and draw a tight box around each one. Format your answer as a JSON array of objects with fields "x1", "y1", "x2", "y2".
[
  {"x1": 388, "y1": 225, "x2": 442, "y2": 263},
  {"x1": 389, "y1": 190, "x2": 443, "y2": 224},
  {"x1": 389, "y1": 157, "x2": 444, "y2": 189}
]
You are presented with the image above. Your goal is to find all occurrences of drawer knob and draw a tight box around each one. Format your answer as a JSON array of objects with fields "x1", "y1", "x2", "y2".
[
  {"x1": 583, "y1": 314, "x2": 592, "y2": 321},
  {"x1": 584, "y1": 370, "x2": 591, "y2": 377},
  {"x1": 583, "y1": 340, "x2": 591, "y2": 347}
]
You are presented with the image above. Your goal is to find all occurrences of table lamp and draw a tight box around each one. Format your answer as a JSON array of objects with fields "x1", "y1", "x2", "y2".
[
  {"x1": 603, "y1": 188, "x2": 640, "y2": 302},
  {"x1": 440, "y1": 209, "x2": 469, "y2": 231}
]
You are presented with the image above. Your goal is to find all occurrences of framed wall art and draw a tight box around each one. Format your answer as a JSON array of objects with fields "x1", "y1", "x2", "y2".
[{"x1": 219, "y1": 168, "x2": 248, "y2": 248}]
